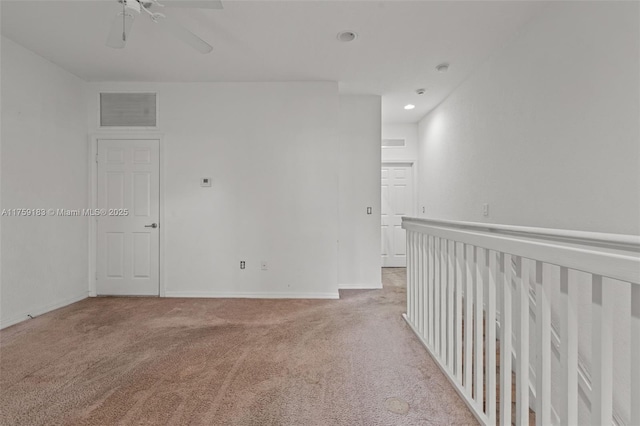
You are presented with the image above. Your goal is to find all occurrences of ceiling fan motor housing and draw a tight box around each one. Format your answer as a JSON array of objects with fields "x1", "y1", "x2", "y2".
[{"x1": 118, "y1": 0, "x2": 155, "y2": 13}]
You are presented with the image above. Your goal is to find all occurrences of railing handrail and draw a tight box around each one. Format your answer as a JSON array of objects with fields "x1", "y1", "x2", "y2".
[
  {"x1": 402, "y1": 217, "x2": 640, "y2": 284},
  {"x1": 402, "y1": 217, "x2": 640, "y2": 247}
]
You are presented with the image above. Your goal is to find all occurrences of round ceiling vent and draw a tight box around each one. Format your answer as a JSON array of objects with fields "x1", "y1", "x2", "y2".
[{"x1": 337, "y1": 31, "x2": 358, "y2": 42}]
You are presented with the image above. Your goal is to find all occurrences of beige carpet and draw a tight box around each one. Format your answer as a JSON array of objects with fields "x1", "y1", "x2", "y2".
[{"x1": 0, "y1": 268, "x2": 477, "y2": 426}]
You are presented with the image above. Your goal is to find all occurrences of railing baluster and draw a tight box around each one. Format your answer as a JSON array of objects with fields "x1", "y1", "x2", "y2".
[
  {"x1": 454, "y1": 242, "x2": 466, "y2": 384},
  {"x1": 447, "y1": 239, "x2": 455, "y2": 371},
  {"x1": 535, "y1": 261, "x2": 551, "y2": 426},
  {"x1": 632, "y1": 283, "x2": 640, "y2": 426},
  {"x1": 474, "y1": 246, "x2": 484, "y2": 406},
  {"x1": 422, "y1": 234, "x2": 429, "y2": 340},
  {"x1": 516, "y1": 256, "x2": 530, "y2": 425},
  {"x1": 428, "y1": 235, "x2": 435, "y2": 347},
  {"x1": 559, "y1": 266, "x2": 578, "y2": 426},
  {"x1": 415, "y1": 231, "x2": 419, "y2": 326},
  {"x1": 464, "y1": 243, "x2": 474, "y2": 397},
  {"x1": 409, "y1": 231, "x2": 414, "y2": 324},
  {"x1": 415, "y1": 232, "x2": 420, "y2": 328},
  {"x1": 486, "y1": 250, "x2": 497, "y2": 424},
  {"x1": 414, "y1": 232, "x2": 420, "y2": 328},
  {"x1": 407, "y1": 231, "x2": 413, "y2": 323},
  {"x1": 435, "y1": 237, "x2": 441, "y2": 355},
  {"x1": 455, "y1": 241, "x2": 464, "y2": 382},
  {"x1": 417, "y1": 233, "x2": 424, "y2": 335},
  {"x1": 441, "y1": 238, "x2": 448, "y2": 360},
  {"x1": 591, "y1": 275, "x2": 613, "y2": 426},
  {"x1": 500, "y1": 253, "x2": 512, "y2": 426}
]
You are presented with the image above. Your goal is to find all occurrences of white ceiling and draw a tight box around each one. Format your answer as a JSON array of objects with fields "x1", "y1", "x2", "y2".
[{"x1": 0, "y1": 0, "x2": 544, "y2": 123}]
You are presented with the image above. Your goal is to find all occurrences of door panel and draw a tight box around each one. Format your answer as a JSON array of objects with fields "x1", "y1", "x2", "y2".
[
  {"x1": 107, "y1": 172, "x2": 125, "y2": 208},
  {"x1": 133, "y1": 173, "x2": 151, "y2": 216},
  {"x1": 106, "y1": 232, "x2": 125, "y2": 278},
  {"x1": 393, "y1": 185, "x2": 409, "y2": 215},
  {"x1": 381, "y1": 164, "x2": 414, "y2": 267},
  {"x1": 394, "y1": 225, "x2": 407, "y2": 256},
  {"x1": 133, "y1": 233, "x2": 151, "y2": 278},
  {"x1": 97, "y1": 139, "x2": 160, "y2": 295}
]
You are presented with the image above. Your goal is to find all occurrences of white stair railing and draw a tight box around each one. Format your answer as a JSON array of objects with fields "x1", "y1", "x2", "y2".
[{"x1": 402, "y1": 217, "x2": 640, "y2": 426}]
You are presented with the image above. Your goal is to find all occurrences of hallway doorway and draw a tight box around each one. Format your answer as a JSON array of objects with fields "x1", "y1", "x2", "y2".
[{"x1": 381, "y1": 163, "x2": 414, "y2": 267}]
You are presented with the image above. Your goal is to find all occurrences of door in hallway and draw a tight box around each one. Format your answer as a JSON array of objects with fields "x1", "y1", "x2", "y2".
[
  {"x1": 96, "y1": 139, "x2": 160, "y2": 295},
  {"x1": 381, "y1": 163, "x2": 414, "y2": 267}
]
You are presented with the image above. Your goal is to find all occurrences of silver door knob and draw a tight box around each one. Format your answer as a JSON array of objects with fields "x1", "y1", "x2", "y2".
[{"x1": 145, "y1": 223, "x2": 158, "y2": 228}]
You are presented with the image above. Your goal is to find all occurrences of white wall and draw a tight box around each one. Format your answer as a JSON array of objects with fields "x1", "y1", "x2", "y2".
[
  {"x1": 382, "y1": 123, "x2": 418, "y2": 163},
  {"x1": 86, "y1": 81, "x2": 341, "y2": 298},
  {"x1": 416, "y1": 3, "x2": 639, "y2": 423},
  {"x1": 418, "y1": 1, "x2": 640, "y2": 235},
  {"x1": 338, "y1": 95, "x2": 381, "y2": 289},
  {"x1": 1, "y1": 36, "x2": 89, "y2": 328}
]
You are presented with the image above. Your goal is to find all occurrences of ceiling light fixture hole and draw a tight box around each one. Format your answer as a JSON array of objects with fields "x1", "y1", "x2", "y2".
[
  {"x1": 436, "y1": 63, "x2": 450, "y2": 73},
  {"x1": 337, "y1": 31, "x2": 358, "y2": 42}
]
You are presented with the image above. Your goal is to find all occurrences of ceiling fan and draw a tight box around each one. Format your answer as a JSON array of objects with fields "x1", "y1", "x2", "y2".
[{"x1": 106, "y1": 0, "x2": 222, "y2": 54}]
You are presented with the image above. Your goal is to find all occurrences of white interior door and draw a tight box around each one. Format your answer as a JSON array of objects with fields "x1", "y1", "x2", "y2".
[
  {"x1": 381, "y1": 163, "x2": 414, "y2": 267},
  {"x1": 97, "y1": 139, "x2": 160, "y2": 295}
]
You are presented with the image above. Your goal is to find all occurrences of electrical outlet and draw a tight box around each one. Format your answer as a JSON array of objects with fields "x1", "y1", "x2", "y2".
[
  {"x1": 261, "y1": 261, "x2": 268, "y2": 271},
  {"x1": 240, "y1": 261, "x2": 246, "y2": 270},
  {"x1": 483, "y1": 203, "x2": 489, "y2": 217},
  {"x1": 422, "y1": 206, "x2": 425, "y2": 214}
]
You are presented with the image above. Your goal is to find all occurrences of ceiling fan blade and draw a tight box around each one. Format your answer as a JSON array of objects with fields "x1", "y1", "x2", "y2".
[
  {"x1": 162, "y1": 18, "x2": 213, "y2": 54},
  {"x1": 162, "y1": 0, "x2": 223, "y2": 9},
  {"x1": 106, "y1": 12, "x2": 136, "y2": 49}
]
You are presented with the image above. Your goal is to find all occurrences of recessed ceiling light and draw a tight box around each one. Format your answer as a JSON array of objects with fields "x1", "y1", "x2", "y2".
[
  {"x1": 337, "y1": 31, "x2": 358, "y2": 42},
  {"x1": 404, "y1": 104, "x2": 416, "y2": 110},
  {"x1": 436, "y1": 63, "x2": 450, "y2": 73}
]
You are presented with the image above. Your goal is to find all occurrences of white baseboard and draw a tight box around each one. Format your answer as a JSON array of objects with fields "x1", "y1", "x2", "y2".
[
  {"x1": 338, "y1": 283, "x2": 383, "y2": 290},
  {"x1": 0, "y1": 292, "x2": 89, "y2": 330},
  {"x1": 163, "y1": 291, "x2": 340, "y2": 299}
]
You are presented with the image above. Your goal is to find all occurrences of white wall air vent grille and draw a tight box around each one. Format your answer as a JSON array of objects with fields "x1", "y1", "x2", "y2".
[
  {"x1": 382, "y1": 138, "x2": 406, "y2": 147},
  {"x1": 100, "y1": 93, "x2": 157, "y2": 127}
]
